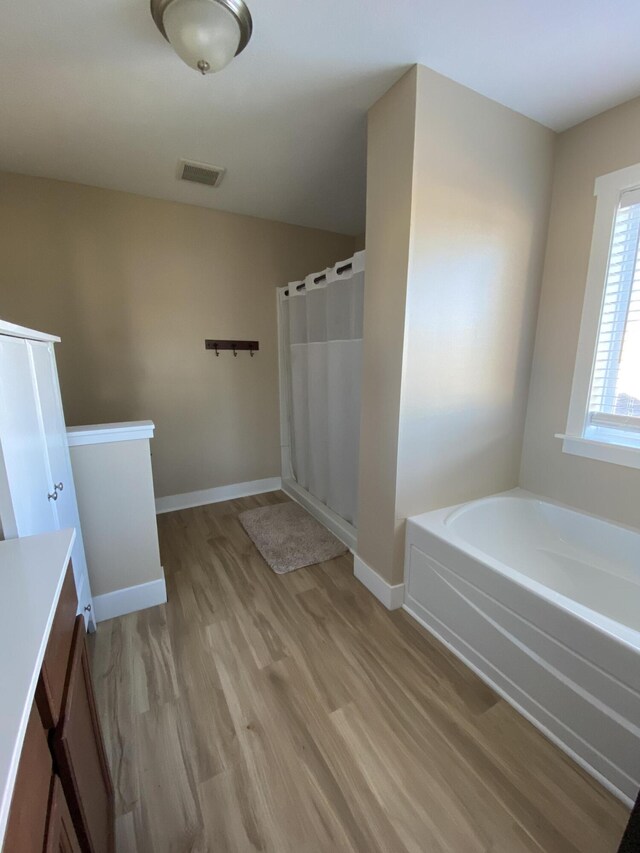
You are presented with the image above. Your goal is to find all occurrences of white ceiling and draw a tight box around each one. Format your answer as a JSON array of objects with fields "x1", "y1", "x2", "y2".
[{"x1": 2, "y1": 0, "x2": 640, "y2": 235}]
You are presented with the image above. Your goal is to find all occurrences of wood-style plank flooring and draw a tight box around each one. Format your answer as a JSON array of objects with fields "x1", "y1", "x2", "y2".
[{"x1": 89, "y1": 492, "x2": 630, "y2": 852}]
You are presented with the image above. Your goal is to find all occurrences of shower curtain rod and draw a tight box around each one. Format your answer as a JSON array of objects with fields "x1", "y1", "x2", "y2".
[{"x1": 284, "y1": 261, "x2": 354, "y2": 297}]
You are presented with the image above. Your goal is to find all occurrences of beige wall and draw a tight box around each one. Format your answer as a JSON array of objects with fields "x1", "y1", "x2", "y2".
[
  {"x1": 0, "y1": 171, "x2": 354, "y2": 498},
  {"x1": 520, "y1": 96, "x2": 640, "y2": 527},
  {"x1": 358, "y1": 65, "x2": 555, "y2": 585},
  {"x1": 356, "y1": 68, "x2": 417, "y2": 582}
]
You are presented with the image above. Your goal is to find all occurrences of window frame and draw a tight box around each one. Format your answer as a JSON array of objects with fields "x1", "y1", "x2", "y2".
[{"x1": 559, "y1": 162, "x2": 640, "y2": 470}]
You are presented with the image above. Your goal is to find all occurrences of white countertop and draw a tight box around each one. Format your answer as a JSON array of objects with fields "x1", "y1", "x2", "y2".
[{"x1": 0, "y1": 529, "x2": 75, "y2": 847}]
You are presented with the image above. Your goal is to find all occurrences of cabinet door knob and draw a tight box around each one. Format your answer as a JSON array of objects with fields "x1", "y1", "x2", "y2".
[
  {"x1": 47, "y1": 490, "x2": 58, "y2": 501},
  {"x1": 55, "y1": 482, "x2": 64, "y2": 492}
]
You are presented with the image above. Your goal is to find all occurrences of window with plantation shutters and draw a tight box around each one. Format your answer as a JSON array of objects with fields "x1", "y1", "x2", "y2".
[
  {"x1": 561, "y1": 163, "x2": 640, "y2": 469},
  {"x1": 588, "y1": 189, "x2": 640, "y2": 433}
]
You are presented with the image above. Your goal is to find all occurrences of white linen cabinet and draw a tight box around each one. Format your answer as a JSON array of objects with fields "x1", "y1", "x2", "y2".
[{"x1": 0, "y1": 320, "x2": 95, "y2": 630}]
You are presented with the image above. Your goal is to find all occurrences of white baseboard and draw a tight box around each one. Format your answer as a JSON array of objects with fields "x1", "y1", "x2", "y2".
[
  {"x1": 353, "y1": 554, "x2": 404, "y2": 610},
  {"x1": 155, "y1": 477, "x2": 282, "y2": 514},
  {"x1": 281, "y1": 478, "x2": 357, "y2": 551},
  {"x1": 93, "y1": 577, "x2": 167, "y2": 622}
]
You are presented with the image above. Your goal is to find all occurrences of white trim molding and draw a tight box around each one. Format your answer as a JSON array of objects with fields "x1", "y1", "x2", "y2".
[
  {"x1": 556, "y1": 433, "x2": 640, "y2": 470},
  {"x1": 67, "y1": 420, "x2": 155, "y2": 447},
  {"x1": 562, "y1": 161, "x2": 640, "y2": 469},
  {"x1": 0, "y1": 318, "x2": 60, "y2": 343},
  {"x1": 155, "y1": 477, "x2": 281, "y2": 514},
  {"x1": 353, "y1": 554, "x2": 404, "y2": 610},
  {"x1": 93, "y1": 577, "x2": 167, "y2": 622}
]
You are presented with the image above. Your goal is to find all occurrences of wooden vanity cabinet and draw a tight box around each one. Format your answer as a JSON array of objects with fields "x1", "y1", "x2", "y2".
[
  {"x1": 44, "y1": 778, "x2": 82, "y2": 853},
  {"x1": 53, "y1": 617, "x2": 114, "y2": 853},
  {"x1": 3, "y1": 565, "x2": 113, "y2": 853},
  {"x1": 2, "y1": 704, "x2": 52, "y2": 852},
  {"x1": 36, "y1": 566, "x2": 78, "y2": 730},
  {"x1": 4, "y1": 713, "x2": 83, "y2": 853}
]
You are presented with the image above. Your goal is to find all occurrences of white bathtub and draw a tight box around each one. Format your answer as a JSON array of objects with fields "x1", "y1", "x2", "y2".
[{"x1": 404, "y1": 488, "x2": 640, "y2": 805}]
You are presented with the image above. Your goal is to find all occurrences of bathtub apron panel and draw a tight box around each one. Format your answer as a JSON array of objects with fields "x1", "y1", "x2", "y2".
[{"x1": 404, "y1": 492, "x2": 640, "y2": 806}]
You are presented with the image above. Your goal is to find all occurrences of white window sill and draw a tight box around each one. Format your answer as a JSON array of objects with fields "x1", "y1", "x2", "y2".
[{"x1": 556, "y1": 433, "x2": 640, "y2": 470}]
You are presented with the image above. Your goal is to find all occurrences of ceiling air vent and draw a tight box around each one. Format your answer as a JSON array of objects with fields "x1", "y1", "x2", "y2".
[{"x1": 177, "y1": 159, "x2": 226, "y2": 188}]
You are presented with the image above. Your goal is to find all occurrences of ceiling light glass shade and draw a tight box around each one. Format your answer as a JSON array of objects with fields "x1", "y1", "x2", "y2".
[{"x1": 153, "y1": 0, "x2": 252, "y2": 75}]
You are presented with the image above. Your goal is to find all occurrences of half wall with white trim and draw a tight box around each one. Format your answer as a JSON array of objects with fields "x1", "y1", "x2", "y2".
[{"x1": 69, "y1": 421, "x2": 166, "y2": 621}]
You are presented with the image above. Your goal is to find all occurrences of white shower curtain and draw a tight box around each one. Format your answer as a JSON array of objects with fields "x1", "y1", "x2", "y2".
[{"x1": 281, "y1": 251, "x2": 364, "y2": 527}]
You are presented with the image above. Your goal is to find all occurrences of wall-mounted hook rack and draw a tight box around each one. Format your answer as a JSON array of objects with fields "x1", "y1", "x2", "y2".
[{"x1": 205, "y1": 340, "x2": 259, "y2": 357}]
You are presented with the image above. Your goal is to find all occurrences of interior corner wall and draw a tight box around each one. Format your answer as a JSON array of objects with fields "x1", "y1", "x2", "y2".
[
  {"x1": 519, "y1": 95, "x2": 640, "y2": 528},
  {"x1": 0, "y1": 171, "x2": 355, "y2": 499},
  {"x1": 392, "y1": 67, "x2": 556, "y2": 583},
  {"x1": 356, "y1": 67, "x2": 418, "y2": 582},
  {"x1": 358, "y1": 64, "x2": 555, "y2": 587}
]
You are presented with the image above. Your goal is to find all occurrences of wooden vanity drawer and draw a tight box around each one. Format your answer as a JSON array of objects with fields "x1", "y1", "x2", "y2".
[
  {"x1": 43, "y1": 777, "x2": 82, "y2": 853},
  {"x1": 54, "y1": 616, "x2": 114, "y2": 853},
  {"x1": 3, "y1": 703, "x2": 52, "y2": 852},
  {"x1": 36, "y1": 564, "x2": 78, "y2": 730}
]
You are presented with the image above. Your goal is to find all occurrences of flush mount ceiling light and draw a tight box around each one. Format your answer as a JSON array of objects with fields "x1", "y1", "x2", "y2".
[{"x1": 150, "y1": 0, "x2": 252, "y2": 75}]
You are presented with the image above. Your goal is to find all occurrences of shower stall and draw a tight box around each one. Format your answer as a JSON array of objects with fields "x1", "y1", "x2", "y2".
[{"x1": 277, "y1": 250, "x2": 364, "y2": 550}]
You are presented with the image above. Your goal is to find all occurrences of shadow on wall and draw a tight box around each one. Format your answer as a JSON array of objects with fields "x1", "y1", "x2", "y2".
[
  {"x1": 398, "y1": 214, "x2": 545, "y2": 509},
  {"x1": 0, "y1": 179, "x2": 139, "y2": 425},
  {"x1": 399, "y1": 404, "x2": 521, "y2": 510},
  {"x1": 59, "y1": 197, "x2": 140, "y2": 425}
]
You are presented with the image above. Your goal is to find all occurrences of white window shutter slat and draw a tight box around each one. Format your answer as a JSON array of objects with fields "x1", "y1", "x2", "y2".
[{"x1": 587, "y1": 190, "x2": 640, "y2": 432}]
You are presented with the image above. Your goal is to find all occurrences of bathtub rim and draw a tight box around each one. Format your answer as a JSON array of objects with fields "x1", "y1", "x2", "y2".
[
  {"x1": 445, "y1": 487, "x2": 640, "y2": 540},
  {"x1": 406, "y1": 487, "x2": 640, "y2": 655}
]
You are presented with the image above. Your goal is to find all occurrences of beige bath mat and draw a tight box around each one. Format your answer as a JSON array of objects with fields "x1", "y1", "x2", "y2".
[{"x1": 239, "y1": 501, "x2": 348, "y2": 574}]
